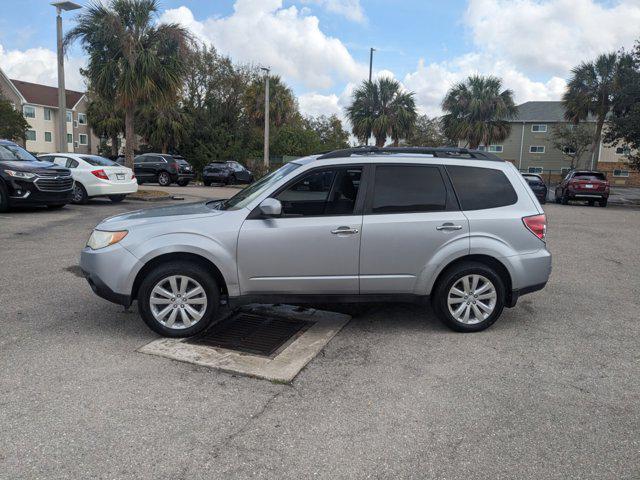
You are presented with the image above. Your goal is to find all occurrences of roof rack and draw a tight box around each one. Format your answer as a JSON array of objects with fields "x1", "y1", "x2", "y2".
[{"x1": 316, "y1": 146, "x2": 504, "y2": 162}]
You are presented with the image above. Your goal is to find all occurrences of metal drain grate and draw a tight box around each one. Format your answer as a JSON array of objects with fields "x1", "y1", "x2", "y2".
[{"x1": 185, "y1": 312, "x2": 313, "y2": 357}]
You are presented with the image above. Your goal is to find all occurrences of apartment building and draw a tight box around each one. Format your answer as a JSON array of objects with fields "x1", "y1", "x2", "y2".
[
  {"x1": 0, "y1": 67, "x2": 98, "y2": 155},
  {"x1": 466, "y1": 101, "x2": 638, "y2": 186}
]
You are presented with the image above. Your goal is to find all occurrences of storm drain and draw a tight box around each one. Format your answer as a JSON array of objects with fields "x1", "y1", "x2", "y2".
[{"x1": 185, "y1": 312, "x2": 313, "y2": 357}]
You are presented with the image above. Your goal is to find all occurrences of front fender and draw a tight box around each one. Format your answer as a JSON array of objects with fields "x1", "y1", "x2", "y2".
[{"x1": 123, "y1": 232, "x2": 240, "y2": 296}]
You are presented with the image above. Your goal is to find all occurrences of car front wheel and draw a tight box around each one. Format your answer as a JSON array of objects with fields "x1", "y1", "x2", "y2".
[
  {"x1": 138, "y1": 261, "x2": 220, "y2": 337},
  {"x1": 157, "y1": 172, "x2": 171, "y2": 186},
  {"x1": 432, "y1": 261, "x2": 505, "y2": 332}
]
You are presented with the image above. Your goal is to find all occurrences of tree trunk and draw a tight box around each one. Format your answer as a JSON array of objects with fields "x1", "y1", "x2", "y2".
[
  {"x1": 111, "y1": 135, "x2": 119, "y2": 157},
  {"x1": 124, "y1": 105, "x2": 135, "y2": 169},
  {"x1": 392, "y1": 137, "x2": 399, "y2": 147},
  {"x1": 375, "y1": 135, "x2": 386, "y2": 147},
  {"x1": 590, "y1": 119, "x2": 604, "y2": 169},
  {"x1": 162, "y1": 143, "x2": 168, "y2": 154}
]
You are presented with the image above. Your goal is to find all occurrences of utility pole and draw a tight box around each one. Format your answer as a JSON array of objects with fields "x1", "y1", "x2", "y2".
[
  {"x1": 261, "y1": 67, "x2": 270, "y2": 167},
  {"x1": 52, "y1": 2, "x2": 81, "y2": 153},
  {"x1": 368, "y1": 47, "x2": 375, "y2": 83}
]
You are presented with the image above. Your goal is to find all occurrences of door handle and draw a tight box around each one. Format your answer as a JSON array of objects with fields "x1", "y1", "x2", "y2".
[
  {"x1": 331, "y1": 226, "x2": 359, "y2": 235},
  {"x1": 436, "y1": 223, "x2": 463, "y2": 231}
]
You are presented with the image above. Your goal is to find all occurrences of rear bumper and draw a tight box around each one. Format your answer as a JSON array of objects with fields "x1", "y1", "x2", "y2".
[
  {"x1": 568, "y1": 191, "x2": 609, "y2": 199},
  {"x1": 504, "y1": 248, "x2": 552, "y2": 307},
  {"x1": 85, "y1": 180, "x2": 138, "y2": 197},
  {"x1": 507, "y1": 282, "x2": 547, "y2": 307}
]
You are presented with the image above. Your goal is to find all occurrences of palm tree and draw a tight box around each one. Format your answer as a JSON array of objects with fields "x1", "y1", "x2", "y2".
[
  {"x1": 441, "y1": 75, "x2": 517, "y2": 149},
  {"x1": 244, "y1": 75, "x2": 298, "y2": 128},
  {"x1": 65, "y1": 0, "x2": 192, "y2": 168},
  {"x1": 346, "y1": 78, "x2": 417, "y2": 147},
  {"x1": 136, "y1": 101, "x2": 192, "y2": 154},
  {"x1": 563, "y1": 53, "x2": 619, "y2": 162},
  {"x1": 86, "y1": 93, "x2": 124, "y2": 157}
]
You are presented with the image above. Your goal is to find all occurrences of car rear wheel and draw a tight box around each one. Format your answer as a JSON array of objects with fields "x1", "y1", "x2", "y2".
[
  {"x1": 561, "y1": 192, "x2": 569, "y2": 205},
  {"x1": 0, "y1": 182, "x2": 9, "y2": 213},
  {"x1": 599, "y1": 199, "x2": 608, "y2": 207},
  {"x1": 109, "y1": 195, "x2": 126, "y2": 203},
  {"x1": 138, "y1": 261, "x2": 220, "y2": 337},
  {"x1": 158, "y1": 172, "x2": 171, "y2": 187},
  {"x1": 432, "y1": 261, "x2": 505, "y2": 332},
  {"x1": 72, "y1": 183, "x2": 88, "y2": 204}
]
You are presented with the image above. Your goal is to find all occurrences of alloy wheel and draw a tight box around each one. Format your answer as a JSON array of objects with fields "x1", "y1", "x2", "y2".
[
  {"x1": 149, "y1": 275, "x2": 208, "y2": 329},
  {"x1": 158, "y1": 173, "x2": 170, "y2": 186},
  {"x1": 447, "y1": 274, "x2": 497, "y2": 325},
  {"x1": 73, "y1": 184, "x2": 84, "y2": 203}
]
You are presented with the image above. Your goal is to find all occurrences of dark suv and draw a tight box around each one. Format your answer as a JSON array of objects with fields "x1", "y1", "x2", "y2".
[
  {"x1": 522, "y1": 173, "x2": 547, "y2": 204},
  {"x1": 203, "y1": 161, "x2": 253, "y2": 186},
  {"x1": 0, "y1": 139, "x2": 73, "y2": 212},
  {"x1": 554, "y1": 170, "x2": 609, "y2": 207},
  {"x1": 133, "y1": 153, "x2": 195, "y2": 187}
]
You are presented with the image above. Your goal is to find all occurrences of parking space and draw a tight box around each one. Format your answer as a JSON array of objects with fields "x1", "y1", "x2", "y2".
[{"x1": 1, "y1": 200, "x2": 639, "y2": 479}]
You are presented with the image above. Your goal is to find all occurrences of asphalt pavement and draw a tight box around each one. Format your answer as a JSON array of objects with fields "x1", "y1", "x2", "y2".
[{"x1": 1, "y1": 193, "x2": 638, "y2": 479}]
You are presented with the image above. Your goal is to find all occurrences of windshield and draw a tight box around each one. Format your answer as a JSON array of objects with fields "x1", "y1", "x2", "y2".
[
  {"x1": 0, "y1": 143, "x2": 38, "y2": 161},
  {"x1": 81, "y1": 155, "x2": 119, "y2": 167},
  {"x1": 217, "y1": 162, "x2": 301, "y2": 210},
  {"x1": 175, "y1": 159, "x2": 189, "y2": 165}
]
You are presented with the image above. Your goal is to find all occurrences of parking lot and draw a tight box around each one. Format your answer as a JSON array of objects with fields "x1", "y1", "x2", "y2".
[{"x1": 1, "y1": 192, "x2": 639, "y2": 479}]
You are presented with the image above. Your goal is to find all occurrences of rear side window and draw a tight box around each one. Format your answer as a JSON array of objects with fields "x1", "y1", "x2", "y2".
[
  {"x1": 446, "y1": 166, "x2": 517, "y2": 210},
  {"x1": 371, "y1": 165, "x2": 447, "y2": 214}
]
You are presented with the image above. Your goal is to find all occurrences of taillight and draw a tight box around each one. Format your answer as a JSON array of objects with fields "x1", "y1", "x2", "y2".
[
  {"x1": 523, "y1": 214, "x2": 546, "y2": 241},
  {"x1": 92, "y1": 169, "x2": 109, "y2": 180},
  {"x1": 131, "y1": 173, "x2": 136, "y2": 180}
]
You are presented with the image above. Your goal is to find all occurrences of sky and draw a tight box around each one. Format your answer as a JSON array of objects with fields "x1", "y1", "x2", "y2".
[{"x1": 1, "y1": 0, "x2": 639, "y2": 121}]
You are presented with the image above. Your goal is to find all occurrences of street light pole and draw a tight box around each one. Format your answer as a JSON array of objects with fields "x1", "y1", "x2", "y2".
[
  {"x1": 261, "y1": 67, "x2": 270, "y2": 168},
  {"x1": 52, "y1": 2, "x2": 81, "y2": 153},
  {"x1": 368, "y1": 47, "x2": 375, "y2": 83}
]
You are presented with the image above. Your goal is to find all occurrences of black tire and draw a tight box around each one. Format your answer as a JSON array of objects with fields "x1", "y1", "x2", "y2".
[
  {"x1": 47, "y1": 204, "x2": 66, "y2": 210},
  {"x1": 157, "y1": 171, "x2": 171, "y2": 187},
  {"x1": 561, "y1": 192, "x2": 569, "y2": 205},
  {"x1": 432, "y1": 261, "x2": 505, "y2": 333},
  {"x1": 0, "y1": 181, "x2": 9, "y2": 213},
  {"x1": 138, "y1": 261, "x2": 220, "y2": 337},
  {"x1": 177, "y1": 179, "x2": 190, "y2": 187},
  {"x1": 109, "y1": 195, "x2": 126, "y2": 203},
  {"x1": 72, "y1": 183, "x2": 88, "y2": 204},
  {"x1": 203, "y1": 180, "x2": 212, "y2": 187},
  {"x1": 599, "y1": 199, "x2": 608, "y2": 207},
  {"x1": 226, "y1": 175, "x2": 236, "y2": 186}
]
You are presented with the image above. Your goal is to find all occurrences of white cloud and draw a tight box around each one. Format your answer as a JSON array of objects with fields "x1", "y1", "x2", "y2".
[
  {"x1": 465, "y1": 0, "x2": 640, "y2": 76},
  {"x1": 0, "y1": 44, "x2": 86, "y2": 91},
  {"x1": 160, "y1": 1, "x2": 366, "y2": 90},
  {"x1": 300, "y1": 0, "x2": 366, "y2": 23}
]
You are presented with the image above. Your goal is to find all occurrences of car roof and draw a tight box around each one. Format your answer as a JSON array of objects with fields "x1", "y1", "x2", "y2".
[{"x1": 0, "y1": 139, "x2": 18, "y2": 146}]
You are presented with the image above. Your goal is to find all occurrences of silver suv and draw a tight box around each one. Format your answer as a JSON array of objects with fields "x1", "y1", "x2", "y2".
[{"x1": 80, "y1": 147, "x2": 551, "y2": 336}]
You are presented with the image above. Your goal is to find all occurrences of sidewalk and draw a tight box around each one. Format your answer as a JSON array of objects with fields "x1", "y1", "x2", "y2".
[{"x1": 609, "y1": 187, "x2": 640, "y2": 207}]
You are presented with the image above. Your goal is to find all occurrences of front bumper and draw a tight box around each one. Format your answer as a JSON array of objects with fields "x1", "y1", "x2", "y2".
[
  {"x1": 8, "y1": 178, "x2": 73, "y2": 206},
  {"x1": 80, "y1": 244, "x2": 142, "y2": 307}
]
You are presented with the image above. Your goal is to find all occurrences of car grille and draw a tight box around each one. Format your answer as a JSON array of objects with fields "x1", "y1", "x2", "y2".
[{"x1": 34, "y1": 174, "x2": 74, "y2": 192}]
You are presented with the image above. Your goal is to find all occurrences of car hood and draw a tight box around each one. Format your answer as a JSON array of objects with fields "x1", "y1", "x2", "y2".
[
  {"x1": 98, "y1": 201, "x2": 224, "y2": 230},
  {"x1": 1, "y1": 160, "x2": 66, "y2": 173}
]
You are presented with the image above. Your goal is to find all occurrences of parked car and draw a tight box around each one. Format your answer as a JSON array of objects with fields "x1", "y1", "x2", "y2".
[
  {"x1": 133, "y1": 153, "x2": 195, "y2": 186},
  {"x1": 522, "y1": 173, "x2": 547, "y2": 204},
  {"x1": 81, "y1": 146, "x2": 551, "y2": 337},
  {"x1": 203, "y1": 161, "x2": 254, "y2": 186},
  {"x1": 554, "y1": 170, "x2": 609, "y2": 207},
  {"x1": 38, "y1": 153, "x2": 137, "y2": 204},
  {"x1": 0, "y1": 139, "x2": 73, "y2": 212}
]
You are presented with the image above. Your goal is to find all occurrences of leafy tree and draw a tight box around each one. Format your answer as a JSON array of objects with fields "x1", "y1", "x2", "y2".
[
  {"x1": 346, "y1": 78, "x2": 417, "y2": 147},
  {"x1": 563, "y1": 52, "x2": 620, "y2": 162},
  {"x1": 441, "y1": 75, "x2": 516, "y2": 149},
  {"x1": 271, "y1": 123, "x2": 320, "y2": 157},
  {"x1": 307, "y1": 115, "x2": 350, "y2": 151},
  {"x1": 65, "y1": 0, "x2": 192, "y2": 168},
  {"x1": 86, "y1": 93, "x2": 124, "y2": 156},
  {"x1": 0, "y1": 95, "x2": 29, "y2": 141},
  {"x1": 244, "y1": 75, "x2": 298, "y2": 129},
  {"x1": 136, "y1": 101, "x2": 191, "y2": 154},
  {"x1": 605, "y1": 43, "x2": 640, "y2": 170},
  {"x1": 551, "y1": 123, "x2": 593, "y2": 169},
  {"x1": 405, "y1": 115, "x2": 449, "y2": 147}
]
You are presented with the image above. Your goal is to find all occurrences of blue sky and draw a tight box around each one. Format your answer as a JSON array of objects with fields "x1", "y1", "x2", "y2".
[{"x1": 1, "y1": 0, "x2": 639, "y2": 118}]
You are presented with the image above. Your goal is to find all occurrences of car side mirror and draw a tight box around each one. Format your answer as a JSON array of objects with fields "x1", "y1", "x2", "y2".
[{"x1": 259, "y1": 198, "x2": 282, "y2": 217}]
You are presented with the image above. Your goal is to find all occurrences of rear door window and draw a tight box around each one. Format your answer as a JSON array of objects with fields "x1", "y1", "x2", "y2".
[
  {"x1": 370, "y1": 165, "x2": 447, "y2": 214},
  {"x1": 446, "y1": 166, "x2": 518, "y2": 210}
]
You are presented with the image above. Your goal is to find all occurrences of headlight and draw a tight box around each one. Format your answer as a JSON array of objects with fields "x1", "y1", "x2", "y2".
[
  {"x1": 6, "y1": 170, "x2": 36, "y2": 179},
  {"x1": 86, "y1": 230, "x2": 128, "y2": 250}
]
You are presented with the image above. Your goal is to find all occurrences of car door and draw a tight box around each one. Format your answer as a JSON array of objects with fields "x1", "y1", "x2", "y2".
[
  {"x1": 237, "y1": 165, "x2": 366, "y2": 295},
  {"x1": 359, "y1": 164, "x2": 469, "y2": 293},
  {"x1": 133, "y1": 156, "x2": 149, "y2": 181}
]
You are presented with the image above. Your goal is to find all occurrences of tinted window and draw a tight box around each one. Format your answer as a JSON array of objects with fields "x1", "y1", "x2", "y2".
[
  {"x1": 446, "y1": 166, "x2": 518, "y2": 210},
  {"x1": 0, "y1": 143, "x2": 37, "y2": 161},
  {"x1": 277, "y1": 168, "x2": 362, "y2": 217},
  {"x1": 371, "y1": 165, "x2": 446, "y2": 214},
  {"x1": 80, "y1": 155, "x2": 118, "y2": 167},
  {"x1": 573, "y1": 172, "x2": 606, "y2": 181}
]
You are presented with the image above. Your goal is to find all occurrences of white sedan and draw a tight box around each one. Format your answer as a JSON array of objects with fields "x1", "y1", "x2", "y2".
[{"x1": 38, "y1": 153, "x2": 138, "y2": 204}]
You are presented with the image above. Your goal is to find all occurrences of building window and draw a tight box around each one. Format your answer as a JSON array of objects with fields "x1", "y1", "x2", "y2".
[
  {"x1": 562, "y1": 146, "x2": 577, "y2": 155},
  {"x1": 66, "y1": 110, "x2": 72, "y2": 123},
  {"x1": 488, "y1": 145, "x2": 503, "y2": 153},
  {"x1": 79, "y1": 134, "x2": 88, "y2": 145},
  {"x1": 44, "y1": 108, "x2": 53, "y2": 121},
  {"x1": 528, "y1": 166, "x2": 543, "y2": 174},
  {"x1": 529, "y1": 146, "x2": 545, "y2": 154},
  {"x1": 616, "y1": 146, "x2": 631, "y2": 155},
  {"x1": 26, "y1": 130, "x2": 36, "y2": 141},
  {"x1": 531, "y1": 124, "x2": 547, "y2": 133},
  {"x1": 613, "y1": 169, "x2": 630, "y2": 177},
  {"x1": 44, "y1": 131, "x2": 53, "y2": 142},
  {"x1": 23, "y1": 105, "x2": 36, "y2": 118},
  {"x1": 78, "y1": 113, "x2": 87, "y2": 125},
  {"x1": 67, "y1": 133, "x2": 73, "y2": 144}
]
